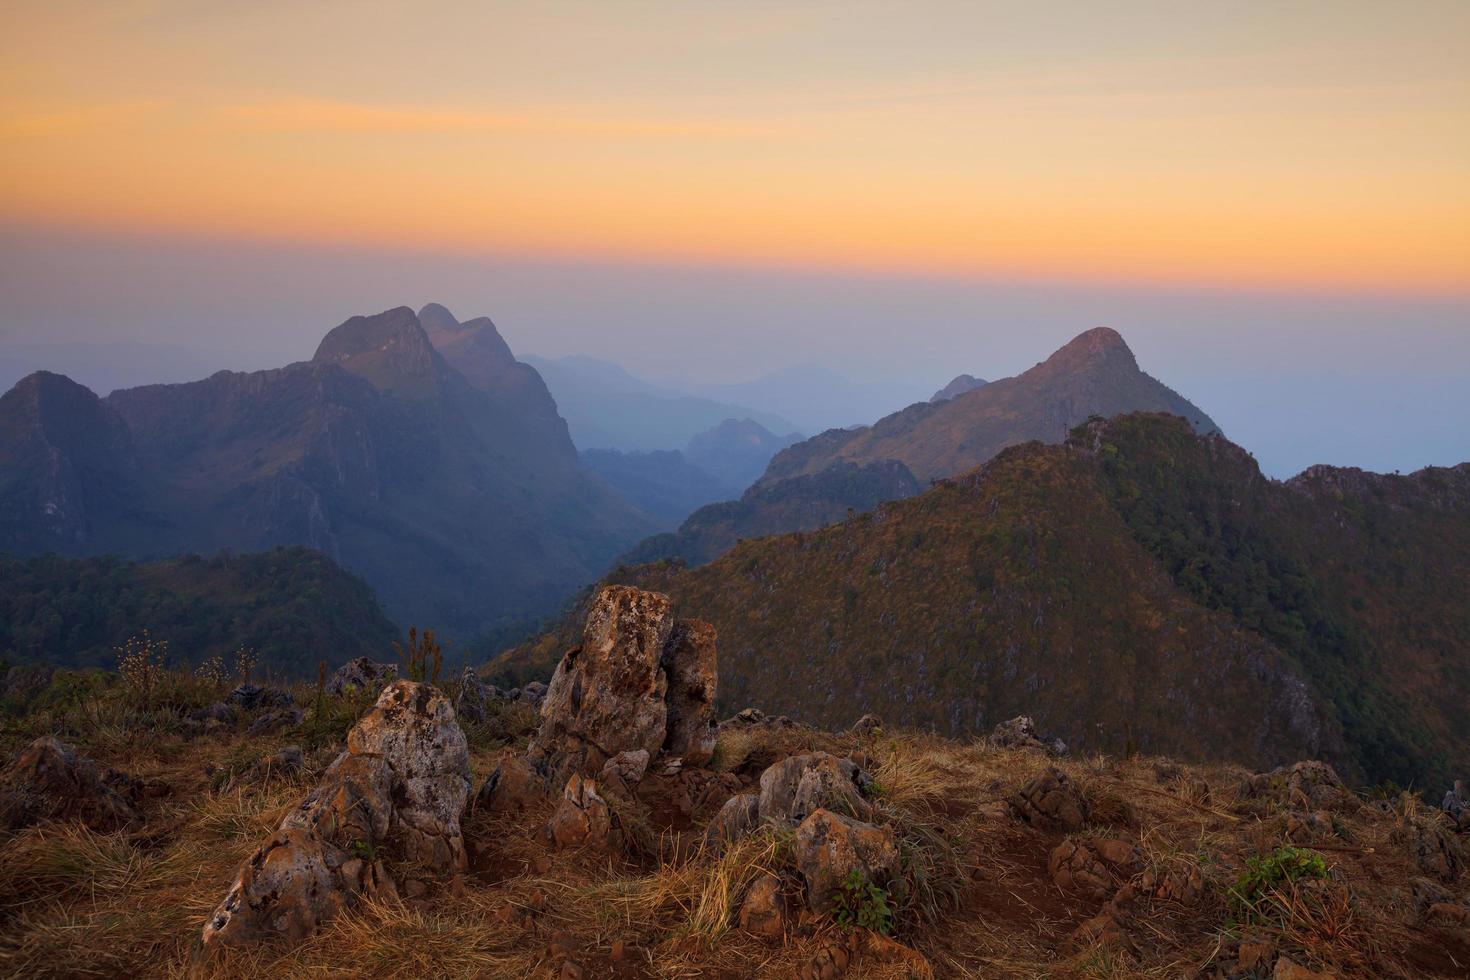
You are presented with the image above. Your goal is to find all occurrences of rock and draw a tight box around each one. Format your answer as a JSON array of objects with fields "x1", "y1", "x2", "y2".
[
  {"x1": 1273, "y1": 957, "x2": 1336, "y2": 980},
  {"x1": 0, "y1": 736, "x2": 141, "y2": 832},
  {"x1": 528, "y1": 586, "x2": 675, "y2": 784},
  {"x1": 1238, "y1": 940, "x2": 1274, "y2": 971},
  {"x1": 739, "y1": 873, "x2": 786, "y2": 937},
  {"x1": 1071, "y1": 910, "x2": 1126, "y2": 948},
  {"x1": 455, "y1": 667, "x2": 488, "y2": 725},
  {"x1": 251, "y1": 745, "x2": 305, "y2": 779},
  {"x1": 1140, "y1": 865, "x2": 1205, "y2": 905},
  {"x1": 705, "y1": 793, "x2": 760, "y2": 849},
  {"x1": 247, "y1": 705, "x2": 304, "y2": 736},
  {"x1": 849, "y1": 714, "x2": 883, "y2": 737},
  {"x1": 660, "y1": 620, "x2": 718, "y2": 766},
  {"x1": 793, "y1": 808, "x2": 899, "y2": 912},
  {"x1": 201, "y1": 680, "x2": 471, "y2": 952},
  {"x1": 190, "y1": 701, "x2": 237, "y2": 725},
  {"x1": 3, "y1": 663, "x2": 54, "y2": 705},
  {"x1": 1426, "y1": 902, "x2": 1470, "y2": 926},
  {"x1": 1091, "y1": 838, "x2": 1140, "y2": 870},
  {"x1": 1404, "y1": 817, "x2": 1465, "y2": 882},
  {"x1": 1443, "y1": 780, "x2": 1469, "y2": 833},
  {"x1": 600, "y1": 749, "x2": 650, "y2": 797},
  {"x1": 1008, "y1": 767, "x2": 1089, "y2": 832},
  {"x1": 991, "y1": 715, "x2": 1067, "y2": 756},
  {"x1": 228, "y1": 683, "x2": 294, "y2": 711},
  {"x1": 758, "y1": 752, "x2": 874, "y2": 827},
  {"x1": 721, "y1": 707, "x2": 767, "y2": 730},
  {"x1": 517, "y1": 681, "x2": 547, "y2": 707},
  {"x1": 477, "y1": 755, "x2": 545, "y2": 813},
  {"x1": 544, "y1": 774, "x2": 612, "y2": 851},
  {"x1": 1239, "y1": 761, "x2": 1354, "y2": 811},
  {"x1": 326, "y1": 657, "x2": 398, "y2": 696},
  {"x1": 1049, "y1": 840, "x2": 1114, "y2": 899}
]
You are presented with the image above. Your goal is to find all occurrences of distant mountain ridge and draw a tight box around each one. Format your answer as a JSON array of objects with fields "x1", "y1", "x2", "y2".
[
  {"x1": 523, "y1": 354, "x2": 798, "y2": 452},
  {"x1": 760, "y1": 327, "x2": 1217, "y2": 487},
  {"x1": 501, "y1": 414, "x2": 1470, "y2": 788},
  {"x1": 0, "y1": 305, "x2": 653, "y2": 642},
  {"x1": 930, "y1": 373, "x2": 987, "y2": 402}
]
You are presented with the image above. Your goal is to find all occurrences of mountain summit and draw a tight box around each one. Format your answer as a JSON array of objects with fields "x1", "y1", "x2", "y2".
[{"x1": 760, "y1": 327, "x2": 1216, "y2": 486}]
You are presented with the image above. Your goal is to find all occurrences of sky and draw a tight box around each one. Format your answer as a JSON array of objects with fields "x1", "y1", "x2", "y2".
[{"x1": 1, "y1": 1, "x2": 1467, "y2": 476}]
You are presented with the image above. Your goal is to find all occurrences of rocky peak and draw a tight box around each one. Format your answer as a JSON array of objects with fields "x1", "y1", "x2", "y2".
[
  {"x1": 929, "y1": 373, "x2": 988, "y2": 403},
  {"x1": 1, "y1": 371, "x2": 123, "y2": 450},
  {"x1": 1034, "y1": 327, "x2": 1138, "y2": 377},
  {"x1": 312, "y1": 306, "x2": 444, "y2": 396},
  {"x1": 416, "y1": 302, "x2": 464, "y2": 335}
]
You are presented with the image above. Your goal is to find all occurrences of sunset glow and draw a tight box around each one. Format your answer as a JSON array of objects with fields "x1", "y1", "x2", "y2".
[{"x1": 2, "y1": 1, "x2": 1468, "y2": 292}]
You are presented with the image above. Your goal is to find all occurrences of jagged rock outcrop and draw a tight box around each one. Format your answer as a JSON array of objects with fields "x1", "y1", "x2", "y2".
[
  {"x1": 0, "y1": 736, "x2": 141, "y2": 832},
  {"x1": 991, "y1": 716, "x2": 1068, "y2": 756},
  {"x1": 1238, "y1": 761, "x2": 1355, "y2": 811},
  {"x1": 520, "y1": 585, "x2": 723, "y2": 790},
  {"x1": 327, "y1": 657, "x2": 398, "y2": 696},
  {"x1": 1441, "y1": 780, "x2": 1468, "y2": 833},
  {"x1": 792, "y1": 808, "x2": 899, "y2": 912},
  {"x1": 201, "y1": 680, "x2": 470, "y2": 952},
  {"x1": 661, "y1": 620, "x2": 718, "y2": 766}
]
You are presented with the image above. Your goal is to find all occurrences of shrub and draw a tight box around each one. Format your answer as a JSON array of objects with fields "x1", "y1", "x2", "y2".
[
  {"x1": 830, "y1": 869, "x2": 893, "y2": 935},
  {"x1": 1228, "y1": 845, "x2": 1330, "y2": 922}
]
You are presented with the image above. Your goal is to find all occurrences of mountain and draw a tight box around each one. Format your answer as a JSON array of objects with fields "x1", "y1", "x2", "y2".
[
  {"x1": 522, "y1": 354, "x2": 797, "y2": 452},
  {"x1": 578, "y1": 448, "x2": 734, "y2": 528},
  {"x1": 0, "y1": 547, "x2": 397, "y2": 676},
  {"x1": 760, "y1": 328, "x2": 1218, "y2": 487},
  {"x1": 621, "y1": 459, "x2": 923, "y2": 568},
  {"x1": 683, "y1": 418, "x2": 802, "y2": 492},
  {"x1": 696, "y1": 363, "x2": 931, "y2": 434},
  {"x1": 500, "y1": 414, "x2": 1470, "y2": 788},
  {"x1": 0, "y1": 306, "x2": 654, "y2": 644},
  {"x1": 930, "y1": 373, "x2": 987, "y2": 402}
]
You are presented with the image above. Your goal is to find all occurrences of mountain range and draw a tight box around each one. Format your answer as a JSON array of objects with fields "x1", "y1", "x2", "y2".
[
  {"x1": 0, "y1": 305, "x2": 653, "y2": 643},
  {"x1": 499, "y1": 413, "x2": 1470, "y2": 789},
  {"x1": 623, "y1": 326, "x2": 1220, "y2": 570}
]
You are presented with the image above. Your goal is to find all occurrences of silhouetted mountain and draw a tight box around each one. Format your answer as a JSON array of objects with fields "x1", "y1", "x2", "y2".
[
  {"x1": 683, "y1": 418, "x2": 802, "y2": 492},
  {"x1": 929, "y1": 373, "x2": 987, "y2": 402},
  {"x1": 579, "y1": 448, "x2": 734, "y2": 529},
  {"x1": 522, "y1": 354, "x2": 797, "y2": 452},
  {"x1": 502, "y1": 414, "x2": 1470, "y2": 787},
  {"x1": 618, "y1": 459, "x2": 922, "y2": 568},
  {"x1": 761, "y1": 328, "x2": 1217, "y2": 487},
  {"x1": 0, "y1": 547, "x2": 397, "y2": 676},
  {"x1": 0, "y1": 307, "x2": 654, "y2": 643}
]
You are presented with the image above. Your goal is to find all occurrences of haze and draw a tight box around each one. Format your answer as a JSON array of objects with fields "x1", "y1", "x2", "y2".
[{"x1": 2, "y1": 1, "x2": 1467, "y2": 477}]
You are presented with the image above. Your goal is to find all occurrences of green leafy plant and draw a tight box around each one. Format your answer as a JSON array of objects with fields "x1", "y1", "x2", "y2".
[
  {"x1": 830, "y1": 869, "x2": 893, "y2": 935},
  {"x1": 350, "y1": 839, "x2": 380, "y2": 861},
  {"x1": 1228, "y1": 845, "x2": 1330, "y2": 923}
]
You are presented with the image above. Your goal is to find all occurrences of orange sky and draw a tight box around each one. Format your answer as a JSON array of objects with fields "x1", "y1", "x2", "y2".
[{"x1": 2, "y1": 1, "x2": 1467, "y2": 293}]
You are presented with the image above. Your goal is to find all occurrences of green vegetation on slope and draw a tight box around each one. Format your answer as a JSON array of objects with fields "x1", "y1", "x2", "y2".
[{"x1": 0, "y1": 547, "x2": 399, "y2": 677}]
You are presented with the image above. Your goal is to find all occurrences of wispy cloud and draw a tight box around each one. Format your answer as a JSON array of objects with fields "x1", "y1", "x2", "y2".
[{"x1": 0, "y1": 100, "x2": 165, "y2": 136}]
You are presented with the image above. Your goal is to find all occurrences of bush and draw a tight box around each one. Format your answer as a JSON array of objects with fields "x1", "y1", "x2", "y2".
[
  {"x1": 1228, "y1": 845, "x2": 1330, "y2": 923},
  {"x1": 830, "y1": 869, "x2": 893, "y2": 935}
]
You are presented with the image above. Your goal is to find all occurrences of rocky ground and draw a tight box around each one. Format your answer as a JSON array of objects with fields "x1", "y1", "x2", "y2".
[{"x1": 1, "y1": 588, "x2": 1468, "y2": 978}]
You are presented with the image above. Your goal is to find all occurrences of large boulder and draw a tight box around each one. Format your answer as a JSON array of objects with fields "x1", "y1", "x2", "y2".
[
  {"x1": 758, "y1": 752, "x2": 875, "y2": 826},
  {"x1": 792, "y1": 808, "x2": 899, "y2": 912},
  {"x1": 0, "y1": 736, "x2": 141, "y2": 832},
  {"x1": 528, "y1": 586, "x2": 674, "y2": 784},
  {"x1": 326, "y1": 657, "x2": 398, "y2": 696},
  {"x1": 661, "y1": 620, "x2": 718, "y2": 766},
  {"x1": 201, "y1": 680, "x2": 470, "y2": 952}
]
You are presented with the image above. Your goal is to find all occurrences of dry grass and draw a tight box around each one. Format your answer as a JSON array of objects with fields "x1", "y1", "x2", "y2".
[{"x1": 2, "y1": 685, "x2": 1466, "y2": 979}]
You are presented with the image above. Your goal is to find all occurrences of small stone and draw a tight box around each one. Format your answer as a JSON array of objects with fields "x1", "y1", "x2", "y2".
[
  {"x1": 1008, "y1": 767, "x2": 1089, "y2": 832},
  {"x1": 600, "y1": 749, "x2": 651, "y2": 797},
  {"x1": 247, "y1": 706, "x2": 303, "y2": 736},
  {"x1": 477, "y1": 755, "x2": 545, "y2": 813},
  {"x1": 544, "y1": 775, "x2": 612, "y2": 851},
  {"x1": 739, "y1": 873, "x2": 786, "y2": 938},
  {"x1": 1049, "y1": 840, "x2": 1113, "y2": 899},
  {"x1": 1426, "y1": 902, "x2": 1470, "y2": 926},
  {"x1": 1238, "y1": 940, "x2": 1273, "y2": 970},
  {"x1": 1273, "y1": 957, "x2": 1336, "y2": 980}
]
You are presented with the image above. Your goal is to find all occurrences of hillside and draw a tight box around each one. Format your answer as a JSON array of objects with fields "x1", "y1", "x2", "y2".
[
  {"x1": 621, "y1": 459, "x2": 923, "y2": 568},
  {"x1": 579, "y1": 448, "x2": 735, "y2": 528},
  {"x1": 760, "y1": 328, "x2": 1217, "y2": 487},
  {"x1": 684, "y1": 417, "x2": 803, "y2": 492},
  {"x1": 0, "y1": 306, "x2": 654, "y2": 643},
  {"x1": 0, "y1": 547, "x2": 397, "y2": 677},
  {"x1": 501, "y1": 414, "x2": 1470, "y2": 789}
]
